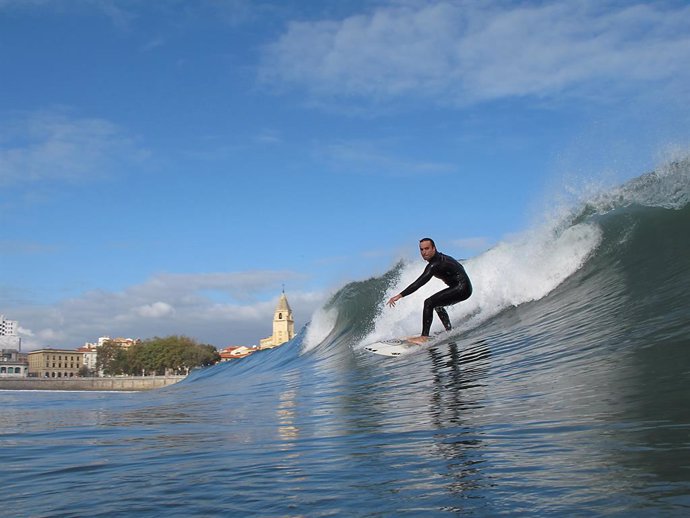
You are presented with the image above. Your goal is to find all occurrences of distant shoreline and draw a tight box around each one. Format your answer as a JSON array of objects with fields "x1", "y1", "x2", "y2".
[{"x1": 0, "y1": 375, "x2": 185, "y2": 392}]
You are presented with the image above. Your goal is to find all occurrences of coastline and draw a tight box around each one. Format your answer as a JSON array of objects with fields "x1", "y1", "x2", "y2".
[{"x1": 0, "y1": 375, "x2": 186, "y2": 392}]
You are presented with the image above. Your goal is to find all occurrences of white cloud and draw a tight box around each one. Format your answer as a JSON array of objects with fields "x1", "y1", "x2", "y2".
[
  {"x1": 135, "y1": 301, "x2": 175, "y2": 318},
  {"x1": 13, "y1": 270, "x2": 326, "y2": 350},
  {"x1": 36, "y1": 328, "x2": 65, "y2": 343},
  {"x1": 260, "y1": 1, "x2": 690, "y2": 106},
  {"x1": 450, "y1": 237, "x2": 493, "y2": 254},
  {"x1": 17, "y1": 326, "x2": 33, "y2": 337},
  {"x1": 317, "y1": 138, "x2": 455, "y2": 176},
  {"x1": 0, "y1": 109, "x2": 148, "y2": 186}
]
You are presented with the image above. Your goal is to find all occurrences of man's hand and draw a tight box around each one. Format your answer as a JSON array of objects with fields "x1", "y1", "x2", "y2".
[{"x1": 387, "y1": 294, "x2": 402, "y2": 307}]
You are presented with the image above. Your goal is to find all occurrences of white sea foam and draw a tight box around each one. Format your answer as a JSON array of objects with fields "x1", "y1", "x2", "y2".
[
  {"x1": 363, "y1": 220, "x2": 602, "y2": 347},
  {"x1": 302, "y1": 305, "x2": 338, "y2": 352}
]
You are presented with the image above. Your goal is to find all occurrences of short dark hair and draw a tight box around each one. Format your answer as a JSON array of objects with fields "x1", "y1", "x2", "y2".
[{"x1": 419, "y1": 237, "x2": 436, "y2": 248}]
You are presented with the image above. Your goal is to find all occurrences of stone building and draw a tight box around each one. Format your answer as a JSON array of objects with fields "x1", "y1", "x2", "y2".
[
  {"x1": 259, "y1": 291, "x2": 295, "y2": 350},
  {"x1": 28, "y1": 349, "x2": 83, "y2": 378}
]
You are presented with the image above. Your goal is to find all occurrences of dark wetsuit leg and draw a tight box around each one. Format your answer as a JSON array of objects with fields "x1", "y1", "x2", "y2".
[
  {"x1": 421, "y1": 285, "x2": 472, "y2": 336},
  {"x1": 435, "y1": 307, "x2": 452, "y2": 331}
]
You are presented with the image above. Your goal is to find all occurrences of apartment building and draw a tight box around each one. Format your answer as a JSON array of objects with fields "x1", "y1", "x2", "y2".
[{"x1": 28, "y1": 349, "x2": 83, "y2": 378}]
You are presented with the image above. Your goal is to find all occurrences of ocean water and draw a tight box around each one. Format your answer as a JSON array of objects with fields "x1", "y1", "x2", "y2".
[{"x1": 2, "y1": 161, "x2": 689, "y2": 517}]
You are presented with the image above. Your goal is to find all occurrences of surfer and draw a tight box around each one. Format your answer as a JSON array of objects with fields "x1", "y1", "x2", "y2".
[{"x1": 387, "y1": 238, "x2": 472, "y2": 344}]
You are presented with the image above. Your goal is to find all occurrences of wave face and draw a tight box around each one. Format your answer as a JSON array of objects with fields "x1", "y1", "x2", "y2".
[
  {"x1": 308, "y1": 159, "x2": 689, "y2": 354},
  {"x1": 2, "y1": 160, "x2": 689, "y2": 516}
]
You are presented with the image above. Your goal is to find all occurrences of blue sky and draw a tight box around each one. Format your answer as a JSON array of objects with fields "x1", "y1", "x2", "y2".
[{"x1": 2, "y1": 0, "x2": 689, "y2": 350}]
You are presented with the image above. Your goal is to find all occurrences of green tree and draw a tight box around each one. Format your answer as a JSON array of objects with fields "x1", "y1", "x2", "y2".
[
  {"x1": 129, "y1": 335, "x2": 220, "y2": 375},
  {"x1": 96, "y1": 340, "x2": 128, "y2": 375},
  {"x1": 96, "y1": 335, "x2": 220, "y2": 376}
]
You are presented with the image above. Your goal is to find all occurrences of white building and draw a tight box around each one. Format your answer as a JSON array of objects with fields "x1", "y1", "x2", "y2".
[
  {"x1": 0, "y1": 314, "x2": 18, "y2": 335},
  {"x1": 77, "y1": 344, "x2": 99, "y2": 374},
  {"x1": 0, "y1": 314, "x2": 21, "y2": 350}
]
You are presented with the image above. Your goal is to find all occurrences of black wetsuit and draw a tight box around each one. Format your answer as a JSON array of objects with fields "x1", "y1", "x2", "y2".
[{"x1": 400, "y1": 251, "x2": 472, "y2": 336}]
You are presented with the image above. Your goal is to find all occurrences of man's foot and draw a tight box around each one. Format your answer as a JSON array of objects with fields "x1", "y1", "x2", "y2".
[{"x1": 406, "y1": 335, "x2": 430, "y2": 345}]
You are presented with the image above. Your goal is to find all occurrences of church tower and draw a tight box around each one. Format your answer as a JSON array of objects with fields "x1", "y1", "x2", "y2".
[{"x1": 259, "y1": 291, "x2": 295, "y2": 349}]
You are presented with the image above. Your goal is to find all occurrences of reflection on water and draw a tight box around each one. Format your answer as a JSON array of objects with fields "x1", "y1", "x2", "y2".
[
  {"x1": 3, "y1": 287, "x2": 690, "y2": 516},
  {"x1": 278, "y1": 370, "x2": 300, "y2": 443},
  {"x1": 426, "y1": 341, "x2": 492, "y2": 506}
]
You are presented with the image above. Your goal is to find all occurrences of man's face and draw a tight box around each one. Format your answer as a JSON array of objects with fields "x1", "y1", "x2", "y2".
[{"x1": 419, "y1": 240, "x2": 436, "y2": 261}]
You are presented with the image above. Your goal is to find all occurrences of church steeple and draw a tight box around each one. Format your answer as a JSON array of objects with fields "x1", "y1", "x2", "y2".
[
  {"x1": 272, "y1": 291, "x2": 294, "y2": 345},
  {"x1": 259, "y1": 290, "x2": 295, "y2": 349}
]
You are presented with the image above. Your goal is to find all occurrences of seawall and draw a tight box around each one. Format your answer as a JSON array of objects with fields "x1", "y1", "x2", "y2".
[{"x1": 0, "y1": 375, "x2": 186, "y2": 392}]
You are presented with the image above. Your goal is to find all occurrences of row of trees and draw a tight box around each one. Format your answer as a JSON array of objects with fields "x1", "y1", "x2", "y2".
[{"x1": 96, "y1": 335, "x2": 220, "y2": 376}]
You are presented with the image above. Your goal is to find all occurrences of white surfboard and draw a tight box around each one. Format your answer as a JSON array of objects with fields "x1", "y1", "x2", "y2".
[{"x1": 363, "y1": 338, "x2": 424, "y2": 357}]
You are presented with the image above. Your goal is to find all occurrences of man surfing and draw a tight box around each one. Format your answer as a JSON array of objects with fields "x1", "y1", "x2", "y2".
[{"x1": 387, "y1": 238, "x2": 472, "y2": 345}]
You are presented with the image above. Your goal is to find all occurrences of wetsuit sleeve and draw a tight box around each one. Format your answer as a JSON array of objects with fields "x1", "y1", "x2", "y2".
[{"x1": 400, "y1": 263, "x2": 434, "y2": 297}]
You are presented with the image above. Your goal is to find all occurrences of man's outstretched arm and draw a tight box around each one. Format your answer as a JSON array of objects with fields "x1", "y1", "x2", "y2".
[{"x1": 387, "y1": 264, "x2": 434, "y2": 307}]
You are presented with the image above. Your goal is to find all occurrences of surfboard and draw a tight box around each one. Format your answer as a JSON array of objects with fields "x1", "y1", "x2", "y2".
[{"x1": 363, "y1": 338, "x2": 424, "y2": 357}]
